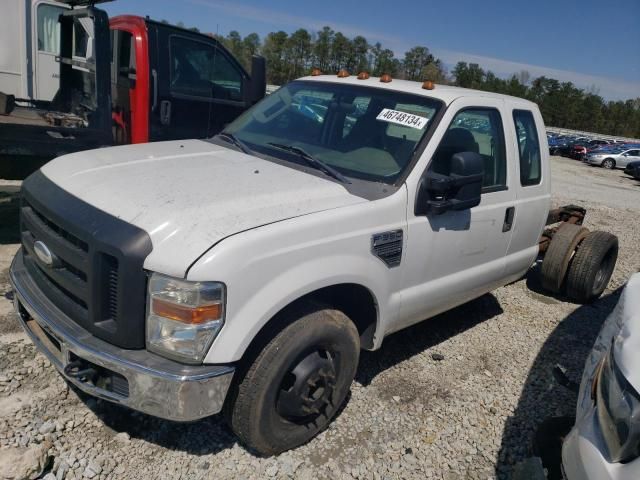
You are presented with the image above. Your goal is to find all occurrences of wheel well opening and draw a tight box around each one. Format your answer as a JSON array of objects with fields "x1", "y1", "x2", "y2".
[
  {"x1": 303, "y1": 284, "x2": 378, "y2": 349},
  {"x1": 242, "y1": 284, "x2": 379, "y2": 364}
]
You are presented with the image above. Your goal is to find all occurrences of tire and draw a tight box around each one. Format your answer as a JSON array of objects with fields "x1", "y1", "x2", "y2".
[
  {"x1": 541, "y1": 223, "x2": 590, "y2": 293},
  {"x1": 602, "y1": 158, "x2": 615, "y2": 169},
  {"x1": 566, "y1": 231, "x2": 618, "y2": 303},
  {"x1": 224, "y1": 303, "x2": 360, "y2": 455}
]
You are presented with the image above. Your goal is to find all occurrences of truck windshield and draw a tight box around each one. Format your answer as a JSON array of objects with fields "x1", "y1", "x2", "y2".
[{"x1": 223, "y1": 81, "x2": 442, "y2": 183}]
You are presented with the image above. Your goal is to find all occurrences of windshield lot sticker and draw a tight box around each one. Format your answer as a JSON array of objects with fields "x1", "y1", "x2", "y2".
[{"x1": 376, "y1": 109, "x2": 428, "y2": 129}]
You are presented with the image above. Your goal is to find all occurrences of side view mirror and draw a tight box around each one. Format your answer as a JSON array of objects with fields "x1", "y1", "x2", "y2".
[
  {"x1": 249, "y1": 55, "x2": 266, "y2": 104},
  {"x1": 415, "y1": 152, "x2": 485, "y2": 216}
]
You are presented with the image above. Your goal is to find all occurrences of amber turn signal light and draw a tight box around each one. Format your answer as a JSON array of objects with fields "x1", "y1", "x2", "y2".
[
  {"x1": 380, "y1": 74, "x2": 392, "y2": 83},
  {"x1": 422, "y1": 80, "x2": 435, "y2": 90},
  {"x1": 152, "y1": 298, "x2": 222, "y2": 324}
]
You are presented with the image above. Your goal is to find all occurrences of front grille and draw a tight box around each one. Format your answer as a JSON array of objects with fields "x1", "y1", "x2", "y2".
[
  {"x1": 20, "y1": 171, "x2": 153, "y2": 349},
  {"x1": 21, "y1": 199, "x2": 119, "y2": 335},
  {"x1": 106, "y1": 259, "x2": 119, "y2": 321}
]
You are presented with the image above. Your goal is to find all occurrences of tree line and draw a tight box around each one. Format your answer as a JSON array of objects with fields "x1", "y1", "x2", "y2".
[{"x1": 206, "y1": 26, "x2": 639, "y2": 138}]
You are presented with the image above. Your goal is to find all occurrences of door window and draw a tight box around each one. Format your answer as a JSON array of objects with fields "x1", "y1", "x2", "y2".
[
  {"x1": 513, "y1": 110, "x2": 542, "y2": 186},
  {"x1": 431, "y1": 108, "x2": 507, "y2": 191},
  {"x1": 37, "y1": 4, "x2": 65, "y2": 53},
  {"x1": 170, "y1": 36, "x2": 243, "y2": 101}
]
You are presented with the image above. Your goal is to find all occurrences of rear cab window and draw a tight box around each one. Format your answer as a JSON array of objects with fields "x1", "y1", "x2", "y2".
[{"x1": 513, "y1": 110, "x2": 542, "y2": 186}]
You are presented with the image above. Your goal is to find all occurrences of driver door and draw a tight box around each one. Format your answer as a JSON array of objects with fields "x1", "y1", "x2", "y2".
[{"x1": 397, "y1": 97, "x2": 517, "y2": 330}]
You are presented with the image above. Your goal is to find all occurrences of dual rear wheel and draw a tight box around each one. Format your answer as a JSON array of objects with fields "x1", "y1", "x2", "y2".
[{"x1": 541, "y1": 223, "x2": 618, "y2": 303}]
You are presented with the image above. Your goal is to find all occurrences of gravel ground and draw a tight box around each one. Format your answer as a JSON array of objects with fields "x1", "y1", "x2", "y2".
[{"x1": 0, "y1": 158, "x2": 638, "y2": 480}]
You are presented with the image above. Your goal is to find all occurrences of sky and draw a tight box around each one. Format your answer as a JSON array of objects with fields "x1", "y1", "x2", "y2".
[{"x1": 104, "y1": 0, "x2": 640, "y2": 101}]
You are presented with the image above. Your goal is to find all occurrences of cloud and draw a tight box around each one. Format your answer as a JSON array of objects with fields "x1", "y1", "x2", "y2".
[
  {"x1": 434, "y1": 48, "x2": 640, "y2": 101},
  {"x1": 187, "y1": 0, "x2": 639, "y2": 100}
]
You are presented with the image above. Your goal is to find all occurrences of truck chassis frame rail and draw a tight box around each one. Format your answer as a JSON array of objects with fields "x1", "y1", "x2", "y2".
[{"x1": 539, "y1": 205, "x2": 587, "y2": 254}]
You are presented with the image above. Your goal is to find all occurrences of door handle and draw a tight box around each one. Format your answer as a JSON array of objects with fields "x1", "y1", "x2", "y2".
[
  {"x1": 160, "y1": 100, "x2": 172, "y2": 125},
  {"x1": 151, "y1": 69, "x2": 158, "y2": 112},
  {"x1": 503, "y1": 207, "x2": 515, "y2": 232}
]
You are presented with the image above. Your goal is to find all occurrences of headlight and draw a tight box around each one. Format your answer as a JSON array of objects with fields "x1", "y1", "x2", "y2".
[
  {"x1": 596, "y1": 343, "x2": 640, "y2": 463},
  {"x1": 146, "y1": 273, "x2": 225, "y2": 364}
]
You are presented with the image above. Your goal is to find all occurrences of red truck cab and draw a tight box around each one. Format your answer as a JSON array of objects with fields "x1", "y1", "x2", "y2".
[{"x1": 110, "y1": 15, "x2": 265, "y2": 145}]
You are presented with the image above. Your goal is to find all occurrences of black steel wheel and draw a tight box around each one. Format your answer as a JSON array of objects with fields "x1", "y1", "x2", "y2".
[{"x1": 224, "y1": 303, "x2": 360, "y2": 455}]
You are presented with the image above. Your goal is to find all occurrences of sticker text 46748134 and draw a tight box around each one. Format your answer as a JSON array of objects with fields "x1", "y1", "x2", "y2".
[{"x1": 376, "y1": 109, "x2": 429, "y2": 130}]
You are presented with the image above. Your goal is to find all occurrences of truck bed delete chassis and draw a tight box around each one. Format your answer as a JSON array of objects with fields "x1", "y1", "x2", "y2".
[{"x1": 539, "y1": 205, "x2": 587, "y2": 254}]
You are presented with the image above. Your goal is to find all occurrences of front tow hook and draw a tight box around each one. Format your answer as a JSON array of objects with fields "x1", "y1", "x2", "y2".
[{"x1": 64, "y1": 360, "x2": 97, "y2": 382}]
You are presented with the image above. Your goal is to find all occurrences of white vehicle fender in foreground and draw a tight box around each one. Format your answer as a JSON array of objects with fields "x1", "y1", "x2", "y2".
[
  {"x1": 187, "y1": 188, "x2": 408, "y2": 364},
  {"x1": 562, "y1": 273, "x2": 640, "y2": 480}
]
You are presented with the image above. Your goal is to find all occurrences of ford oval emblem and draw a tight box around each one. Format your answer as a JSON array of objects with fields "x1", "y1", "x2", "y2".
[{"x1": 34, "y1": 241, "x2": 55, "y2": 267}]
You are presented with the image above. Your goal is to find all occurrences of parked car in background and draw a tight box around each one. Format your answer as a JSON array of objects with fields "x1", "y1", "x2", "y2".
[
  {"x1": 562, "y1": 273, "x2": 640, "y2": 479},
  {"x1": 571, "y1": 140, "x2": 617, "y2": 161},
  {"x1": 570, "y1": 143, "x2": 590, "y2": 160},
  {"x1": 586, "y1": 148, "x2": 640, "y2": 169},
  {"x1": 587, "y1": 139, "x2": 613, "y2": 147},
  {"x1": 548, "y1": 136, "x2": 571, "y2": 155},
  {"x1": 555, "y1": 138, "x2": 589, "y2": 157},
  {"x1": 623, "y1": 160, "x2": 640, "y2": 178}
]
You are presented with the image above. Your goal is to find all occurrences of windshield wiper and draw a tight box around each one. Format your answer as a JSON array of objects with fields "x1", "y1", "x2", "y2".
[
  {"x1": 215, "y1": 132, "x2": 252, "y2": 155},
  {"x1": 267, "y1": 143, "x2": 351, "y2": 184}
]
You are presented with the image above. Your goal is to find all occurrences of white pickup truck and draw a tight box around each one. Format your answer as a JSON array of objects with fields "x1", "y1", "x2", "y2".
[{"x1": 9, "y1": 73, "x2": 619, "y2": 455}]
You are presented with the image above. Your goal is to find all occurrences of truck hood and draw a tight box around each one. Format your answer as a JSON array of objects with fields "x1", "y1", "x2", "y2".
[{"x1": 41, "y1": 140, "x2": 365, "y2": 277}]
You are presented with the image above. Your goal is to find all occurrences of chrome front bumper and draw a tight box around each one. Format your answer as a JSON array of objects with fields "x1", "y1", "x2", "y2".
[{"x1": 9, "y1": 250, "x2": 234, "y2": 422}]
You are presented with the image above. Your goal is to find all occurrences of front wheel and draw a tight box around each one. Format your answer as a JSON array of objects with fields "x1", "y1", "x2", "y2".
[
  {"x1": 602, "y1": 158, "x2": 615, "y2": 169},
  {"x1": 224, "y1": 304, "x2": 360, "y2": 455}
]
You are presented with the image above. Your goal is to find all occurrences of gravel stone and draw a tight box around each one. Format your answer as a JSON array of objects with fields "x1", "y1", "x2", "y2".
[{"x1": 113, "y1": 432, "x2": 131, "y2": 444}]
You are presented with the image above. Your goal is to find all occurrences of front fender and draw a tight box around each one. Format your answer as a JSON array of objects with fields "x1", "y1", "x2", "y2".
[
  {"x1": 187, "y1": 190, "x2": 407, "y2": 364},
  {"x1": 207, "y1": 253, "x2": 393, "y2": 363}
]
